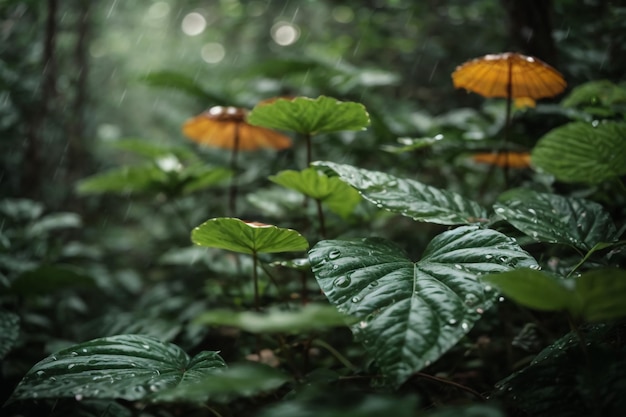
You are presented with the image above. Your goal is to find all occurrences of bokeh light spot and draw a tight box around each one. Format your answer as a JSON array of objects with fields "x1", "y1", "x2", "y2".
[
  {"x1": 332, "y1": 6, "x2": 354, "y2": 23},
  {"x1": 147, "y1": 2, "x2": 170, "y2": 19},
  {"x1": 201, "y1": 43, "x2": 226, "y2": 64},
  {"x1": 271, "y1": 22, "x2": 300, "y2": 46},
  {"x1": 182, "y1": 12, "x2": 207, "y2": 36}
]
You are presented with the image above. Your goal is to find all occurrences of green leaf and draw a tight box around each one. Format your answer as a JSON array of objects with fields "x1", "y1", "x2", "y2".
[
  {"x1": 140, "y1": 70, "x2": 231, "y2": 105},
  {"x1": 26, "y1": 212, "x2": 82, "y2": 237},
  {"x1": 494, "y1": 189, "x2": 618, "y2": 252},
  {"x1": 575, "y1": 269, "x2": 626, "y2": 322},
  {"x1": 76, "y1": 165, "x2": 167, "y2": 195},
  {"x1": 308, "y1": 226, "x2": 537, "y2": 387},
  {"x1": 381, "y1": 135, "x2": 444, "y2": 154},
  {"x1": 424, "y1": 404, "x2": 504, "y2": 417},
  {"x1": 153, "y1": 363, "x2": 288, "y2": 403},
  {"x1": 111, "y1": 138, "x2": 199, "y2": 162},
  {"x1": 531, "y1": 121, "x2": 626, "y2": 184},
  {"x1": 11, "y1": 265, "x2": 95, "y2": 296},
  {"x1": 247, "y1": 96, "x2": 370, "y2": 135},
  {"x1": 481, "y1": 269, "x2": 574, "y2": 312},
  {"x1": 493, "y1": 325, "x2": 626, "y2": 417},
  {"x1": 8, "y1": 334, "x2": 226, "y2": 403},
  {"x1": 561, "y1": 80, "x2": 626, "y2": 114},
  {"x1": 270, "y1": 168, "x2": 361, "y2": 218},
  {"x1": 192, "y1": 217, "x2": 309, "y2": 254},
  {"x1": 0, "y1": 309, "x2": 19, "y2": 359},
  {"x1": 180, "y1": 166, "x2": 232, "y2": 194},
  {"x1": 195, "y1": 304, "x2": 355, "y2": 334},
  {"x1": 313, "y1": 162, "x2": 487, "y2": 225}
]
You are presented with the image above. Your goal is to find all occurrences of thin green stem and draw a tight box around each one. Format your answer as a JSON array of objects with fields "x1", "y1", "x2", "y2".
[
  {"x1": 252, "y1": 251, "x2": 260, "y2": 311},
  {"x1": 312, "y1": 339, "x2": 358, "y2": 371},
  {"x1": 415, "y1": 372, "x2": 487, "y2": 401}
]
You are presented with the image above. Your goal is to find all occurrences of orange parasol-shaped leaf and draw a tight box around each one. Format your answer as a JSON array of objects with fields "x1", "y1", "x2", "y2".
[
  {"x1": 182, "y1": 106, "x2": 292, "y2": 151},
  {"x1": 472, "y1": 151, "x2": 531, "y2": 169},
  {"x1": 452, "y1": 52, "x2": 566, "y2": 99}
]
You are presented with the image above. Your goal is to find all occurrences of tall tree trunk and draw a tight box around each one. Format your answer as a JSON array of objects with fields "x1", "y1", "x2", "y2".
[{"x1": 501, "y1": 0, "x2": 558, "y2": 64}]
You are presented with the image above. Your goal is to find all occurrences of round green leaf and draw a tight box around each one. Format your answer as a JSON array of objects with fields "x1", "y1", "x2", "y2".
[
  {"x1": 576, "y1": 269, "x2": 626, "y2": 322},
  {"x1": 531, "y1": 121, "x2": 626, "y2": 184},
  {"x1": 308, "y1": 226, "x2": 537, "y2": 387},
  {"x1": 481, "y1": 269, "x2": 574, "y2": 312},
  {"x1": 191, "y1": 217, "x2": 309, "y2": 254},
  {"x1": 8, "y1": 334, "x2": 226, "y2": 403},
  {"x1": 314, "y1": 162, "x2": 487, "y2": 225},
  {"x1": 247, "y1": 96, "x2": 370, "y2": 135},
  {"x1": 493, "y1": 189, "x2": 618, "y2": 252},
  {"x1": 270, "y1": 168, "x2": 361, "y2": 218},
  {"x1": 195, "y1": 304, "x2": 356, "y2": 334}
]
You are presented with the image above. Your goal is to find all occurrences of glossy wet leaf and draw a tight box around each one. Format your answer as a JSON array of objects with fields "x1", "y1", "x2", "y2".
[
  {"x1": 493, "y1": 325, "x2": 626, "y2": 417},
  {"x1": 481, "y1": 269, "x2": 574, "y2": 312},
  {"x1": 575, "y1": 269, "x2": 626, "y2": 322},
  {"x1": 0, "y1": 309, "x2": 19, "y2": 359},
  {"x1": 11, "y1": 265, "x2": 95, "y2": 296},
  {"x1": 8, "y1": 334, "x2": 226, "y2": 403},
  {"x1": 313, "y1": 162, "x2": 487, "y2": 225},
  {"x1": 561, "y1": 80, "x2": 626, "y2": 116},
  {"x1": 153, "y1": 363, "x2": 288, "y2": 403},
  {"x1": 270, "y1": 168, "x2": 361, "y2": 218},
  {"x1": 531, "y1": 121, "x2": 626, "y2": 184},
  {"x1": 192, "y1": 217, "x2": 309, "y2": 254},
  {"x1": 247, "y1": 96, "x2": 370, "y2": 135},
  {"x1": 195, "y1": 304, "x2": 355, "y2": 334},
  {"x1": 309, "y1": 226, "x2": 537, "y2": 387},
  {"x1": 493, "y1": 189, "x2": 618, "y2": 251}
]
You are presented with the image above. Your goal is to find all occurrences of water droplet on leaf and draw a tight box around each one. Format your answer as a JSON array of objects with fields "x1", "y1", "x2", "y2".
[
  {"x1": 328, "y1": 249, "x2": 341, "y2": 260},
  {"x1": 333, "y1": 276, "x2": 351, "y2": 288}
]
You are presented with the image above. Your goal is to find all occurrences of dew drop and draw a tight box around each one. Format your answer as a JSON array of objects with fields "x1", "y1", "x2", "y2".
[
  {"x1": 142, "y1": 344, "x2": 151, "y2": 350},
  {"x1": 351, "y1": 296, "x2": 361, "y2": 303},
  {"x1": 75, "y1": 394, "x2": 83, "y2": 401},
  {"x1": 498, "y1": 296, "x2": 505, "y2": 302},
  {"x1": 424, "y1": 360, "x2": 431, "y2": 367},
  {"x1": 485, "y1": 254, "x2": 493, "y2": 260},
  {"x1": 529, "y1": 264, "x2": 541, "y2": 270},
  {"x1": 51, "y1": 355, "x2": 57, "y2": 361},
  {"x1": 149, "y1": 384, "x2": 160, "y2": 392},
  {"x1": 328, "y1": 249, "x2": 341, "y2": 260},
  {"x1": 447, "y1": 318, "x2": 457, "y2": 325},
  {"x1": 454, "y1": 264, "x2": 463, "y2": 270},
  {"x1": 461, "y1": 322, "x2": 469, "y2": 331},
  {"x1": 36, "y1": 370, "x2": 45, "y2": 377},
  {"x1": 484, "y1": 285, "x2": 493, "y2": 292},
  {"x1": 464, "y1": 293, "x2": 478, "y2": 306},
  {"x1": 476, "y1": 308, "x2": 484, "y2": 314},
  {"x1": 358, "y1": 321, "x2": 368, "y2": 329},
  {"x1": 332, "y1": 264, "x2": 338, "y2": 270},
  {"x1": 70, "y1": 351, "x2": 78, "y2": 357},
  {"x1": 68, "y1": 364, "x2": 76, "y2": 369},
  {"x1": 81, "y1": 348, "x2": 88, "y2": 353},
  {"x1": 333, "y1": 276, "x2": 351, "y2": 288},
  {"x1": 49, "y1": 376, "x2": 57, "y2": 382}
]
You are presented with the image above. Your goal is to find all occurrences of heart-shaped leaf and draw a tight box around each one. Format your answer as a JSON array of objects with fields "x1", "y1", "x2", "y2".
[
  {"x1": 313, "y1": 161, "x2": 487, "y2": 225},
  {"x1": 8, "y1": 334, "x2": 226, "y2": 403},
  {"x1": 493, "y1": 189, "x2": 618, "y2": 252},
  {"x1": 247, "y1": 96, "x2": 370, "y2": 135},
  {"x1": 195, "y1": 304, "x2": 356, "y2": 334},
  {"x1": 531, "y1": 121, "x2": 626, "y2": 184},
  {"x1": 308, "y1": 226, "x2": 537, "y2": 387},
  {"x1": 192, "y1": 217, "x2": 309, "y2": 254},
  {"x1": 270, "y1": 168, "x2": 361, "y2": 218}
]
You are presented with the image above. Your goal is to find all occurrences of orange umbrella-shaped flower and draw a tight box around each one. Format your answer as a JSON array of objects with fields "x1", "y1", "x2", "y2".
[
  {"x1": 452, "y1": 52, "x2": 566, "y2": 182},
  {"x1": 182, "y1": 106, "x2": 292, "y2": 214}
]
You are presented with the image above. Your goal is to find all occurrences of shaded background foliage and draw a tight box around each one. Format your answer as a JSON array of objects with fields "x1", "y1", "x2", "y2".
[{"x1": 1, "y1": 0, "x2": 625, "y2": 416}]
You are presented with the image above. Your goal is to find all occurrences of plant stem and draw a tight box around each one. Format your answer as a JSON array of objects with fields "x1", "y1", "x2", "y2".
[
  {"x1": 252, "y1": 251, "x2": 260, "y2": 311},
  {"x1": 312, "y1": 339, "x2": 358, "y2": 371},
  {"x1": 415, "y1": 372, "x2": 486, "y2": 401},
  {"x1": 228, "y1": 123, "x2": 241, "y2": 216},
  {"x1": 316, "y1": 198, "x2": 326, "y2": 238}
]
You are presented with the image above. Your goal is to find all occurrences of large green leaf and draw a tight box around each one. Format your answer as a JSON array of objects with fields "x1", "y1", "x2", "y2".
[
  {"x1": 247, "y1": 96, "x2": 370, "y2": 135},
  {"x1": 153, "y1": 363, "x2": 289, "y2": 403},
  {"x1": 270, "y1": 168, "x2": 361, "y2": 218},
  {"x1": 483, "y1": 268, "x2": 626, "y2": 322},
  {"x1": 531, "y1": 121, "x2": 626, "y2": 184},
  {"x1": 313, "y1": 162, "x2": 487, "y2": 225},
  {"x1": 195, "y1": 304, "x2": 355, "y2": 334},
  {"x1": 0, "y1": 309, "x2": 19, "y2": 359},
  {"x1": 308, "y1": 226, "x2": 537, "y2": 387},
  {"x1": 8, "y1": 335, "x2": 226, "y2": 403},
  {"x1": 493, "y1": 189, "x2": 618, "y2": 252},
  {"x1": 480, "y1": 269, "x2": 574, "y2": 312},
  {"x1": 192, "y1": 217, "x2": 309, "y2": 254},
  {"x1": 493, "y1": 325, "x2": 626, "y2": 417}
]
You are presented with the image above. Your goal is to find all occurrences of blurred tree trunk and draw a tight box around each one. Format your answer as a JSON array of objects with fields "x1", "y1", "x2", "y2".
[{"x1": 501, "y1": 0, "x2": 558, "y2": 64}]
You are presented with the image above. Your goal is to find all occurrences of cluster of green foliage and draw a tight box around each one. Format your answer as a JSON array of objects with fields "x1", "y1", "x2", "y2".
[{"x1": 2, "y1": 1, "x2": 626, "y2": 417}]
